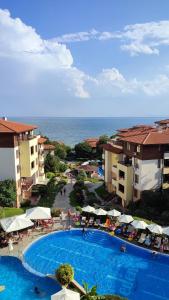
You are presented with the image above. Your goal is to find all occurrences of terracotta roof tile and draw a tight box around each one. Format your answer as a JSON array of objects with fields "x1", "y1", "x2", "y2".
[
  {"x1": 0, "y1": 119, "x2": 37, "y2": 133},
  {"x1": 38, "y1": 137, "x2": 47, "y2": 144},
  {"x1": 103, "y1": 143, "x2": 123, "y2": 154},
  {"x1": 85, "y1": 138, "x2": 99, "y2": 148},
  {"x1": 44, "y1": 144, "x2": 55, "y2": 150}
]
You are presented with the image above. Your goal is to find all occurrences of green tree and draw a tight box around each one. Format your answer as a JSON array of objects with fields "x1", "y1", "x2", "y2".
[
  {"x1": 44, "y1": 153, "x2": 60, "y2": 173},
  {"x1": 77, "y1": 170, "x2": 87, "y2": 181},
  {"x1": 96, "y1": 134, "x2": 109, "y2": 158},
  {"x1": 81, "y1": 282, "x2": 97, "y2": 299},
  {"x1": 55, "y1": 144, "x2": 67, "y2": 160},
  {"x1": 56, "y1": 264, "x2": 74, "y2": 287},
  {"x1": 75, "y1": 142, "x2": 93, "y2": 159},
  {"x1": 0, "y1": 179, "x2": 16, "y2": 207}
]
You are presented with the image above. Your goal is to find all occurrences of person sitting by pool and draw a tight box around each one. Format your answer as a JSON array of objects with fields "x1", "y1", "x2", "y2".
[{"x1": 120, "y1": 244, "x2": 126, "y2": 253}]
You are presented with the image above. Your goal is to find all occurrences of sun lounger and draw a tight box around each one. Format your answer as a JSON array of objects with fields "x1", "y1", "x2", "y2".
[{"x1": 138, "y1": 233, "x2": 146, "y2": 244}]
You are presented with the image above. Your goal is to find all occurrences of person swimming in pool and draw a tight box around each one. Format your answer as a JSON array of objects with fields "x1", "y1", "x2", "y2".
[{"x1": 34, "y1": 286, "x2": 46, "y2": 297}]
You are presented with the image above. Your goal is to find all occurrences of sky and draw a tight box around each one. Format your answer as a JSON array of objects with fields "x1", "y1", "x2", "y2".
[{"x1": 1, "y1": 0, "x2": 169, "y2": 117}]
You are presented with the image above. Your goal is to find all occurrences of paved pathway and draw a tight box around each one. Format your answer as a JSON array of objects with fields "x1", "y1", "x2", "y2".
[{"x1": 53, "y1": 179, "x2": 75, "y2": 212}]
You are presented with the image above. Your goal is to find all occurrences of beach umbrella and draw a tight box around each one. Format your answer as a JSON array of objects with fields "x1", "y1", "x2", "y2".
[
  {"x1": 118, "y1": 214, "x2": 134, "y2": 224},
  {"x1": 147, "y1": 224, "x2": 163, "y2": 235},
  {"x1": 82, "y1": 205, "x2": 95, "y2": 213},
  {"x1": 163, "y1": 227, "x2": 169, "y2": 236},
  {"x1": 51, "y1": 288, "x2": 80, "y2": 300},
  {"x1": 94, "y1": 208, "x2": 107, "y2": 216},
  {"x1": 107, "y1": 209, "x2": 121, "y2": 217},
  {"x1": 25, "y1": 207, "x2": 51, "y2": 220},
  {"x1": 131, "y1": 220, "x2": 148, "y2": 230},
  {"x1": 0, "y1": 214, "x2": 34, "y2": 233}
]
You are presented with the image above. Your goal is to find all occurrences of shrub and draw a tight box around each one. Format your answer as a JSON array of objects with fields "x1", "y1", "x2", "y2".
[
  {"x1": 46, "y1": 172, "x2": 55, "y2": 179},
  {"x1": 56, "y1": 264, "x2": 74, "y2": 286},
  {"x1": 75, "y1": 206, "x2": 82, "y2": 213},
  {"x1": 20, "y1": 199, "x2": 31, "y2": 208},
  {"x1": 51, "y1": 208, "x2": 61, "y2": 217},
  {"x1": 77, "y1": 170, "x2": 87, "y2": 181},
  {"x1": 0, "y1": 179, "x2": 16, "y2": 207}
]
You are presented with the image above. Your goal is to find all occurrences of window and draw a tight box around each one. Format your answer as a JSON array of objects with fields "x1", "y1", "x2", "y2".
[
  {"x1": 35, "y1": 145, "x2": 38, "y2": 152},
  {"x1": 135, "y1": 174, "x2": 139, "y2": 184},
  {"x1": 30, "y1": 146, "x2": 34, "y2": 155},
  {"x1": 133, "y1": 188, "x2": 138, "y2": 198},
  {"x1": 157, "y1": 159, "x2": 161, "y2": 168},
  {"x1": 164, "y1": 159, "x2": 169, "y2": 167},
  {"x1": 134, "y1": 158, "x2": 139, "y2": 169},
  {"x1": 118, "y1": 184, "x2": 124, "y2": 193},
  {"x1": 36, "y1": 158, "x2": 38, "y2": 165},
  {"x1": 31, "y1": 161, "x2": 35, "y2": 169},
  {"x1": 119, "y1": 170, "x2": 125, "y2": 180},
  {"x1": 127, "y1": 142, "x2": 131, "y2": 151},
  {"x1": 17, "y1": 165, "x2": 20, "y2": 174},
  {"x1": 137, "y1": 145, "x2": 141, "y2": 153},
  {"x1": 16, "y1": 149, "x2": 19, "y2": 159}
]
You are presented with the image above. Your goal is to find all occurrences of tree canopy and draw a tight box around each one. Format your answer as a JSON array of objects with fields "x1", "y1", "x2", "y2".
[
  {"x1": 0, "y1": 179, "x2": 16, "y2": 207},
  {"x1": 74, "y1": 142, "x2": 93, "y2": 158},
  {"x1": 56, "y1": 264, "x2": 74, "y2": 287}
]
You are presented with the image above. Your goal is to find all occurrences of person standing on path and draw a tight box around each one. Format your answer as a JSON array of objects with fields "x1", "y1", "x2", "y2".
[
  {"x1": 63, "y1": 187, "x2": 66, "y2": 195},
  {"x1": 60, "y1": 190, "x2": 62, "y2": 196}
]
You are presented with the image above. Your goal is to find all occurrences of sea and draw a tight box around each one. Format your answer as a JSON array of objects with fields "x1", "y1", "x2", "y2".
[{"x1": 12, "y1": 117, "x2": 163, "y2": 146}]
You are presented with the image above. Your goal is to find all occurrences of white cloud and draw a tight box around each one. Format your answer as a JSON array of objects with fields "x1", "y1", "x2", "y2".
[
  {"x1": 54, "y1": 29, "x2": 99, "y2": 43},
  {"x1": 54, "y1": 20, "x2": 169, "y2": 56},
  {"x1": 1, "y1": 8, "x2": 169, "y2": 117},
  {"x1": 0, "y1": 8, "x2": 90, "y2": 99}
]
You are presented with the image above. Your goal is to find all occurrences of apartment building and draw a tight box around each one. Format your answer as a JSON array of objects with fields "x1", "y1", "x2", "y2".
[
  {"x1": 0, "y1": 118, "x2": 46, "y2": 207},
  {"x1": 103, "y1": 120, "x2": 169, "y2": 207}
]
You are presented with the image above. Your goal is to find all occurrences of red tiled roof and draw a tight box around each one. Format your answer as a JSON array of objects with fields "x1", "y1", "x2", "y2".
[
  {"x1": 0, "y1": 119, "x2": 37, "y2": 133},
  {"x1": 155, "y1": 119, "x2": 169, "y2": 125},
  {"x1": 85, "y1": 138, "x2": 99, "y2": 148},
  {"x1": 120, "y1": 128, "x2": 169, "y2": 145},
  {"x1": 44, "y1": 144, "x2": 55, "y2": 150},
  {"x1": 38, "y1": 137, "x2": 47, "y2": 144},
  {"x1": 103, "y1": 143, "x2": 123, "y2": 154},
  {"x1": 78, "y1": 164, "x2": 98, "y2": 172}
]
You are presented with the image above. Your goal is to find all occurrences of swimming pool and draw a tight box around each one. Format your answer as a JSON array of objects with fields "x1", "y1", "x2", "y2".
[
  {"x1": 0, "y1": 256, "x2": 60, "y2": 300},
  {"x1": 24, "y1": 229, "x2": 169, "y2": 300}
]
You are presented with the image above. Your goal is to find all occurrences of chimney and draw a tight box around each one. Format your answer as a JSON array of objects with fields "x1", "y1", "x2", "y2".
[{"x1": 2, "y1": 117, "x2": 7, "y2": 121}]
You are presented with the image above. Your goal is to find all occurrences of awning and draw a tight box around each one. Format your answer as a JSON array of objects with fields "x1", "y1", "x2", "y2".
[
  {"x1": 82, "y1": 205, "x2": 95, "y2": 213},
  {"x1": 51, "y1": 288, "x2": 80, "y2": 300},
  {"x1": 118, "y1": 214, "x2": 134, "y2": 224},
  {"x1": 107, "y1": 209, "x2": 121, "y2": 217},
  {"x1": 25, "y1": 207, "x2": 51, "y2": 220},
  {"x1": 0, "y1": 214, "x2": 34, "y2": 233}
]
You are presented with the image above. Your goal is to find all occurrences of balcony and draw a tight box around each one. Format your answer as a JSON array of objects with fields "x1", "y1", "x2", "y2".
[
  {"x1": 21, "y1": 178, "x2": 33, "y2": 191},
  {"x1": 118, "y1": 160, "x2": 132, "y2": 167},
  {"x1": 18, "y1": 135, "x2": 37, "y2": 142}
]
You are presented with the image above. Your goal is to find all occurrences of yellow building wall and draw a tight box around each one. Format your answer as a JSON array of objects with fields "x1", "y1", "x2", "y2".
[
  {"x1": 104, "y1": 150, "x2": 122, "y2": 193},
  {"x1": 116, "y1": 163, "x2": 133, "y2": 205},
  {"x1": 20, "y1": 137, "x2": 38, "y2": 179}
]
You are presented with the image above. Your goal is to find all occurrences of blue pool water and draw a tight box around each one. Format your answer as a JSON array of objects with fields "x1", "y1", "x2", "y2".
[
  {"x1": 24, "y1": 229, "x2": 169, "y2": 300},
  {"x1": 0, "y1": 256, "x2": 60, "y2": 300}
]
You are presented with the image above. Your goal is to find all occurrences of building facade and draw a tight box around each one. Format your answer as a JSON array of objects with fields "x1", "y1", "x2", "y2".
[
  {"x1": 0, "y1": 118, "x2": 46, "y2": 207},
  {"x1": 103, "y1": 120, "x2": 169, "y2": 206}
]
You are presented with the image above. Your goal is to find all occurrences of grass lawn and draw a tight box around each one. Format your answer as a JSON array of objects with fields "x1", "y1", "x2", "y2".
[{"x1": 0, "y1": 207, "x2": 25, "y2": 219}]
